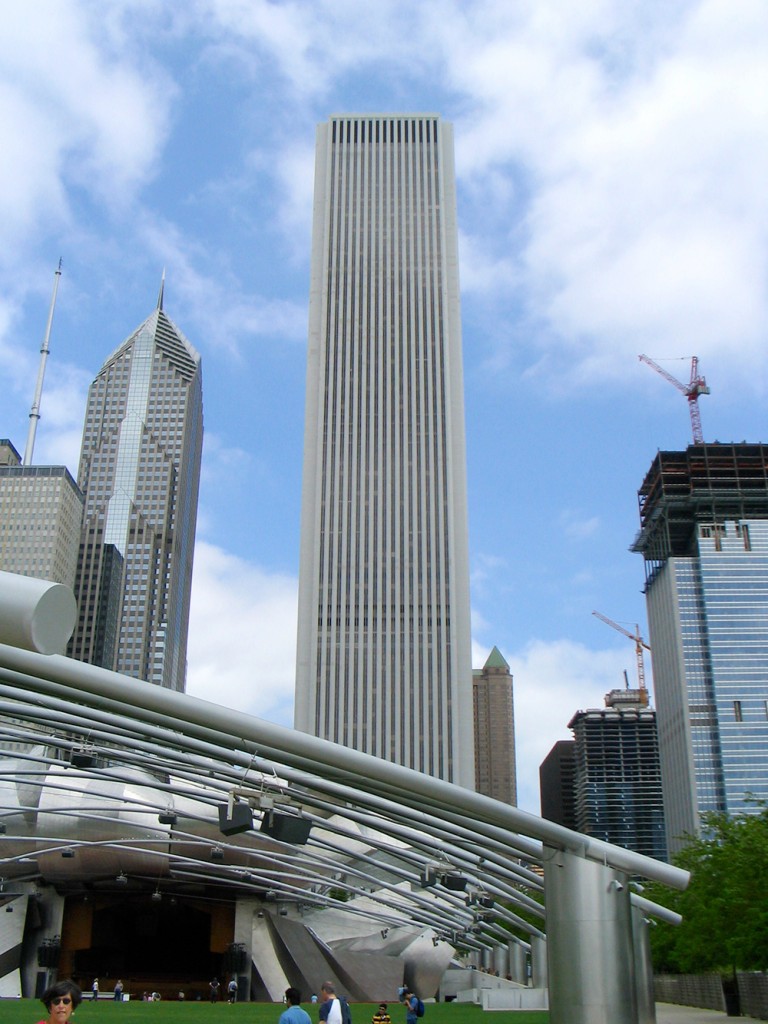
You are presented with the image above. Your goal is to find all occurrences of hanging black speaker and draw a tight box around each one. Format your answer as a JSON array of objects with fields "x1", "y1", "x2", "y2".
[
  {"x1": 37, "y1": 939, "x2": 61, "y2": 968},
  {"x1": 224, "y1": 942, "x2": 248, "y2": 973},
  {"x1": 441, "y1": 873, "x2": 468, "y2": 892},
  {"x1": 218, "y1": 802, "x2": 253, "y2": 836},
  {"x1": 260, "y1": 811, "x2": 312, "y2": 845},
  {"x1": 71, "y1": 751, "x2": 95, "y2": 768}
]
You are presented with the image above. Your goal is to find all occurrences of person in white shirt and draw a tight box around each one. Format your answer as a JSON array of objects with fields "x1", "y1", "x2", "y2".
[{"x1": 319, "y1": 982, "x2": 343, "y2": 1024}]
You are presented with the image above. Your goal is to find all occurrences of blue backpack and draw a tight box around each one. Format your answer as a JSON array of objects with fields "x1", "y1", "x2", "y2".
[{"x1": 339, "y1": 996, "x2": 352, "y2": 1024}]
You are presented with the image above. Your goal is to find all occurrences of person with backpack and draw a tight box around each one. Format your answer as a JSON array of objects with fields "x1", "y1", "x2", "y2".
[
  {"x1": 404, "y1": 991, "x2": 424, "y2": 1024},
  {"x1": 319, "y1": 982, "x2": 352, "y2": 1024}
]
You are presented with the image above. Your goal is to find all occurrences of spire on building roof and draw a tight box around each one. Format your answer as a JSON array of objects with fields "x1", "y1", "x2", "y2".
[
  {"x1": 157, "y1": 268, "x2": 166, "y2": 312},
  {"x1": 484, "y1": 646, "x2": 510, "y2": 671}
]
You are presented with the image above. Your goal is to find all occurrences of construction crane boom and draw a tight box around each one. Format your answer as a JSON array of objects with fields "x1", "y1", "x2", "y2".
[
  {"x1": 639, "y1": 354, "x2": 710, "y2": 444},
  {"x1": 592, "y1": 611, "x2": 650, "y2": 703}
]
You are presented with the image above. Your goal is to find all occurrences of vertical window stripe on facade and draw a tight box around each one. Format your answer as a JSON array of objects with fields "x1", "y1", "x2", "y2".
[{"x1": 296, "y1": 115, "x2": 474, "y2": 786}]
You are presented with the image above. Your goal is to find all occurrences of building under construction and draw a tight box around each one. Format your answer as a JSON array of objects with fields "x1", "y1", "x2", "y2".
[
  {"x1": 633, "y1": 443, "x2": 768, "y2": 583},
  {"x1": 632, "y1": 443, "x2": 768, "y2": 853},
  {"x1": 540, "y1": 692, "x2": 666, "y2": 863}
]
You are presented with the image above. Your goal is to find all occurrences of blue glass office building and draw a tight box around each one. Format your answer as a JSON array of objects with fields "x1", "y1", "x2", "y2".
[{"x1": 633, "y1": 444, "x2": 768, "y2": 853}]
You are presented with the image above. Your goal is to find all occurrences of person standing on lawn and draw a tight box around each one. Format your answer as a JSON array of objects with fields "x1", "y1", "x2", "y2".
[
  {"x1": 372, "y1": 1004, "x2": 391, "y2": 1024},
  {"x1": 319, "y1": 982, "x2": 342, "y2": 1024},
  {"x1": 404, "y1": 991, "x2": 419, "y2": 1024},
  {"x1": 279, "y1": 987, "x2": 312, "y2": 1024}
]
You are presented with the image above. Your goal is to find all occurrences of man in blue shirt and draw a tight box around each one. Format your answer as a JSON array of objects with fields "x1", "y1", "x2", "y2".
[
  {"x1": 404, "y1": 991, "x2": 419, "y2": 1024},
  {"x1": 279, "y1": 988, "x2": 311, "y2": 1024}
]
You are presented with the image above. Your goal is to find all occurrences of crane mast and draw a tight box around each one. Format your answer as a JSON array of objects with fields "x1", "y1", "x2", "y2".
[{"x1": 639, "y1": 354, "x2": 710, "y2": 444}]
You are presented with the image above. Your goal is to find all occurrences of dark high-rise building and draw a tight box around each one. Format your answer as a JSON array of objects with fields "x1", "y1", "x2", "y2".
[
  {"x1": 540, "y1": 691, "x2": 666, "y2": 861},
  {"x1": 633, "y1": 443, "x2": 768, "y2": 852},
  {"x1": 295, "y1": 115, "x2": 474, "y2": 785},
  {"x1": 473, "y1": 647, "x2": 517, "y2": 804},
  {"x1": 69, "y1": 293, "x2": 203, "y2": 691},
  {"x1": 539, "y1": 740, "x2": 577, "y2": 830},
  {"x1": 568, "y1": 699, "x2": 667, "y2": 861}
]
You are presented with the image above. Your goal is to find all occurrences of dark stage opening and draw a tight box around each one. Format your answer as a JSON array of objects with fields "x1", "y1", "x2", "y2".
[{"x1": 73, "y1": 898, "x2": 219, "y2": 981}]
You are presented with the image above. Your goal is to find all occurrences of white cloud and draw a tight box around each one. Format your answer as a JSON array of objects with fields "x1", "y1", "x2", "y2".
[
  {"x1": 0, "y1": 3, "x2": 172, "y2": 254},
  {"x1": 459, "y1": 229, "x2": 519, "y2": 296},
  {"x1": 559, "y1": 510, "x2": 601, "y2": 541},
  {"x1": 439, "y1": 0, "x2": 768, "y2": 389},
  {"x1": 270, "y1": 142, "x2": 317, "y2": 260},
  {"x1": 199, "y1": 0, "x2": 430, "y2": 97},
  {"x1": 6, "y1": 0, "x2": 765, "y2": 401},
  {"x1": 507, "y1": 637, "x2": 629, "y2": 812},
  {"x1": 8, "y1": 0, "x2": 759, "y2": 386},
  {"x1": 2, "y1": 338, "x2": 89, "y2": 471},
  {"x1": 470, "y1": 551, "x2": 509, "y2": 595},
  {"x1": 137, "y1": 215, "x2": 308, "y2": 354},
  {"x1": 200, "y1": 433, "x2": 251, "y2": 478},
  {"x1": 186, "y1": 541, "x2": 298, "y2": 726},
  {"x1": 0, "y1": 2, "x2": 176, "y2": 427}
]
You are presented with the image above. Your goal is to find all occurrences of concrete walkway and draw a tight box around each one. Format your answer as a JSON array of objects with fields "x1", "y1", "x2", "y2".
[{"x1": 656, "y1": 1003, "x2": 732, "y2": 1022}]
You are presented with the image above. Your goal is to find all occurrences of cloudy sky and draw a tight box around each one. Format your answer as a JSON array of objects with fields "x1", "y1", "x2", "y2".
[{"x1": 2, "y1": 0, "x2": 766, "y2": 812}]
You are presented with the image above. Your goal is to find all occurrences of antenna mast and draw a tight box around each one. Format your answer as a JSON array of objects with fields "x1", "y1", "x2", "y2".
[{"x1": 24, "y1": 259, "x2": 62, "y2": 466}]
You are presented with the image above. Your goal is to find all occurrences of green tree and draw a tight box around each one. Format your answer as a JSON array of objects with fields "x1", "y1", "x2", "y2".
[{"x1": 647, "y1": 802, "x2": 768, "y2": 973}]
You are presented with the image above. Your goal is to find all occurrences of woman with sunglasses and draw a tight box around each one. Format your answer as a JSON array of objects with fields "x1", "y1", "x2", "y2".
[{"x1": 39, "y1": 982, "x2": 82, "y2": 1024}]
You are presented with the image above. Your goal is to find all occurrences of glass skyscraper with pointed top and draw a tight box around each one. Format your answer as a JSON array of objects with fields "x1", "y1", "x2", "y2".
[
  {"x1": 69, "y1": 296, "x2": 203, "y2": 691},
  {"x1": 295, "y1": 114, "x2": 474, "y2": 787}
]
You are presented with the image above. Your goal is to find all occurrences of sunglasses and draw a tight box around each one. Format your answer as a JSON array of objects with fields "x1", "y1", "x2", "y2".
[{"x1": 51, "y1": 998, "x2": 72, "y2": 1006}]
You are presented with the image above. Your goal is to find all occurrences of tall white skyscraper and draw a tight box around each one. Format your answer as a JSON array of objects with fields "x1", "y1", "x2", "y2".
[{"x1": 295, "y1": 114, "x2": 474, "y2": 787}]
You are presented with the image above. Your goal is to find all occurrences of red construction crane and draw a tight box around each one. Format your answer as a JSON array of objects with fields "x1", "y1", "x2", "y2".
[
  {"x1": 638, "y1": 354, "x2": 710, "y2": 444},
  {"x1": 592, "y1": 611, "x2": 650, "y2": 704}
]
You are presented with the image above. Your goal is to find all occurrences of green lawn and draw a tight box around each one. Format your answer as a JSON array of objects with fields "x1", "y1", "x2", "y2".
[{"x1": 0, "y1": 1001, "x2": 548, "y2": 1024}]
